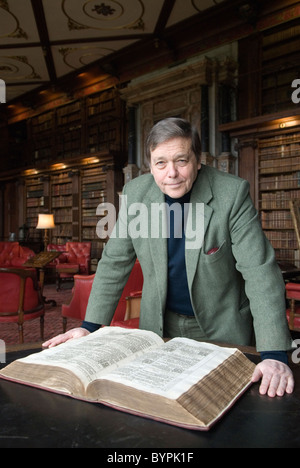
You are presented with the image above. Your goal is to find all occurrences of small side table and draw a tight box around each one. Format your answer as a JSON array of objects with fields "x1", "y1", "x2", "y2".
[{"x1": 24, "y1": 251, "x2": 63, "y2": 306}]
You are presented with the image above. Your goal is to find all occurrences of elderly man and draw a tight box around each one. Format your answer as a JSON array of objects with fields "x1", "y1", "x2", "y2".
[{"x1": 44, "y1": 118, "x2": 294, "y2": 397}]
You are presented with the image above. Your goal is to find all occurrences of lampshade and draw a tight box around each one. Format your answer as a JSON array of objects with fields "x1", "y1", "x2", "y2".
[{"x1": 36, "y1": 214, "x2": 55, "y2": 229}]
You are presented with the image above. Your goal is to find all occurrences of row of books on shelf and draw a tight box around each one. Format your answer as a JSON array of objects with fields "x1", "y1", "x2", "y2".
[
  {"x1": 51, "y1": 195, "x2": 72, "y2": 208},
  {"x1": 26, "y1": 207, "x2": 43, "y2": 218},
  {"x1": 87, "y1": 91, "x2": 116, "y2": 114},
  {"x1": 275, "y1": 249, "x2": 300, "y2": 268},
  {"x1": 259, "y1": 145, "x2": 300, "y2": 160},
  {"x1": 260, "y1": 190, "x2": 300, "y2": 209},
  {"x1": 88, "y1": 100, "x2": 116, "y2": 117},
  {"x1": 52, "y1": 209, "x2": 72, "y2": 223},
  {"x1": 56, "y1": 141, "x2": 81, "y2": 153},
  {"x1": 82, "y1": 182, "x2": 105, "y2": 191},
  {"x1": 52, "y1": 184, "x2": 72, "y2": 196},
  {"x1": 27, "y1": 189, "x2": 44, "y2": 198},
  {"x1": 82, "y1": 189, "x2": 105, "y2": 199},
  {"x1": 26, "y1": 198, "x2": 45, "y2": 208},
  {"x1": 57, "y1": 128, "x2": 82, "y2": 140},
  {"x1": 82, "y1": 171, "x2": 106, "y2": 181},
  {"x1": 259, "y1": 156, "x2": 300, "y2": 174},
  {"x1": 57, "y1": 101, "x2": 81, "y2": 117},
  {"x1": 259, "y1": 134, "x2": 300, "y2": 148},
  {"x1": 82, "y1": 199, "x2": 103, "y2": 208},
  {"x1": 52, "y1": 225, "x2": 72, "y2": 238},
  {"x1": 82, "y1": 218, "x2": 99, "y2": 227},
  {"x1": 31, "y1": 115, "x2": 53, "y2": 133},
  {"x1": 51, "y1": 173, "x2": 71, "y2": 184},
  {"x1": 82, "y1": 166, "x2": 105, "y2": 175},
  {"x1": 88, "y1": 130, "x2": 117, "y2": 146},
  {"x1": 265, "y1": 230, "x2": 298, "y2": 249},
  {"x1": 32, "y1": 112, "x2": 53, "y2": 126},
  {"x1": 57, "y1": 113, "x2": 81, "y2": 127},
  {"x1": 87, "y1": 89, "x2": 115, "y2": 104},
  {"x1": 82, "y1": 227, "x2": 100, "y2": 240},
  {"x1": 260, "y1": 172, "x2": 300, "y2": 190},
  {"x1": 261, "y1": 210, "x2": 294, "y2": 229},
  {"x1": 82, "y1": 173, "x2": 106, "y2": 182}
]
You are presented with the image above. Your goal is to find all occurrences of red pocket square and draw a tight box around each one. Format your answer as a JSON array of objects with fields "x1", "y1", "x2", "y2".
[{"x1": 207, "y1": 247, "x2": 219, "y2": 255}]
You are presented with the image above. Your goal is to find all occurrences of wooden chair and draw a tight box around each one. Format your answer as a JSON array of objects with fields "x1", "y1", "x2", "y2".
[
  {"x1": 0, "y1": 268, "x2": 45, "y2": 343},
  {"x1": 56, "y1": 242, "x2": 91, "y2": 290},
  {"x1": 286, "y1": 282, "x2": 300, "y2": 332},
  {"x1": 124, "y1": 290, "x2": 142, "y2": 322},
  {"x1": 61, "y1": 274, "x2": 94, "y2": 332},
  {"x1": 285, "y1": 201, "x2": 300, "y2": 331},
  {"x1": 61, "y1": 260, "x2": 143, "y2": 332}
]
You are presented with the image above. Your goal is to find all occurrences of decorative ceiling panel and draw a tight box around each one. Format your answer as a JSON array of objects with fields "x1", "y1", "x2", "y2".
[
  {"x1": 167, "y1": 0, "x2": 226, "y2": 27},
  {"x1": 0, "y1": 47, "x2": 49, "y2": 87},
  {"x1": 43, "y1": 0, "x2": 164, "y2": 40},
  {"x1": 0, "y1": 0, "x2": 39, "y2": 44},
  {"x1": 0, "y1": 0, "x2": 292, "y2": 103},
  {"x1": 52, "y1": 39, "x2": 138, "y2": 77}
]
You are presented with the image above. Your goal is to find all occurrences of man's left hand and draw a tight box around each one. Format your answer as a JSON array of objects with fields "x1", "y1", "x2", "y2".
[{"x1": 251, "y1": 359, "x2": 294, "y2": 397}]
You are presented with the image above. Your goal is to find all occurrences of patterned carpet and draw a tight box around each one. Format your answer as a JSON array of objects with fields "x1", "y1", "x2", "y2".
[{"x1": 0, "y1": 283, "x2": 82, "y2": 346}]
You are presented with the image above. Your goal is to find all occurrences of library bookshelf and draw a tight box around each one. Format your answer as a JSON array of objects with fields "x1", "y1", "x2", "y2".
[
  {"x1": 220, "y1": 112, "x2": 300, "y2": 269},
  {"x1": 259, "y1": 132, "x2": 300, "y2": 267},
  {"x1": 24, "y1": 152, "x2": 124, "y2": 266}
]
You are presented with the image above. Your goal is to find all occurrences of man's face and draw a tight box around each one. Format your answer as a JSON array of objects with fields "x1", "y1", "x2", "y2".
[{"x1": 150, "y1": 137, "x2": 201, "y2": 198}]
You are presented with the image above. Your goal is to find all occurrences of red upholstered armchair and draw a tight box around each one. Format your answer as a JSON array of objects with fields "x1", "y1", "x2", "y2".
[
  {"x1": 286, "y1": 282, "x2": 300, "y2": 332},
  {"x1": 0, "y1": 242, "x2": 34, "y2": 267},
  {"x1": 56, "y1": 242, "x2": 91, "y2": 290},
  {"x1": 61, "y1": 260, "x2": 143, "y2": 332},
  {"x1": 0, "y1": 267, "x2": 45, "y2": 343}
]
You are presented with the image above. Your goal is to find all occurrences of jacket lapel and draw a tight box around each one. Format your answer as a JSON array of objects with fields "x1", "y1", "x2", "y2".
[
  {"x1": 185, "y1": 167, "x2": 213, "y2": 291},
  {"x1": 144, "y1": 181, "x2": 168, "y2": 309}
]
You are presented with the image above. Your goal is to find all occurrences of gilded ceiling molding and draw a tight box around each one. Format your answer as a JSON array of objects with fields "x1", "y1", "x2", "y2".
[
  {"x1": 59, "y1": 46, "x2": 115, "y2": 69},
  {"x1": 0, "y1": 55, "x2": 41, "y2": 80},
  {"x1": 62, "y1": 0, "x2": 145, "y2": 31},
  {"x1": 128, "y1": 18, "x2": 144, "y2": 31},
  {"x1": 0, "y1": 0, "x2": 28, "y2": 39},
  {"x1": 59, "y1": 47, "x2": 76, "y2": 67},
  {"x1": 67, "y1": 18, "x2": 89, "y2": 31}
]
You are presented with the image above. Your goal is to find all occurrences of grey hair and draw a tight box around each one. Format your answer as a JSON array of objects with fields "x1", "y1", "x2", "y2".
[{"x1": 145, "y1": 118, "x2": 201, "y2": 164}]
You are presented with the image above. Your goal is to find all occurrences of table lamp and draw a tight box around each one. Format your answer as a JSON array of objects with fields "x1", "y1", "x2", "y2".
[{"x1": 36, "y1": 214, "x2": 55, "y2": 251}]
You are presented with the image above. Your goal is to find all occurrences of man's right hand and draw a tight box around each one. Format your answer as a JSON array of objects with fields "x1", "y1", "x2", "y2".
[{"x1": 42, "y1": 327, "x2": 90, "y2": 349}]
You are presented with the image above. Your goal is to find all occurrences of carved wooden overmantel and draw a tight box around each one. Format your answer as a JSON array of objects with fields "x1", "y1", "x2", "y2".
[{"x1": 121, "y1": 56, "x2": 237, "y2": 174}]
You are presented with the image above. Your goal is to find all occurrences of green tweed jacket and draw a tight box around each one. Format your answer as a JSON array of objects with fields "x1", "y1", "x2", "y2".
[{"x1": 85, "y1": 164, "x2": 292, "y2": 352}]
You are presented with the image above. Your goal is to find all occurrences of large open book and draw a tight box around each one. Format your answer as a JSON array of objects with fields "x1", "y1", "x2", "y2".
[{"x1": 0, "y1": 327, "x2": 256, "y2": 431}]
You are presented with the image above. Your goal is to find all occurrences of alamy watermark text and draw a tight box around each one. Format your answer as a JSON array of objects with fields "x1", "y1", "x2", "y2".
[
  {"x1": 0, "y1": 339, "x2": 6, "y2": 364},
  {"x1": 291, "y1": 79, "x2": 300, "y2": 104},
  {"x1": 96, "y1": 197, "x2": 205, "y2": 250},
  {"x1": 0, "y1": 79, "x2": 6, "y2": 103}
]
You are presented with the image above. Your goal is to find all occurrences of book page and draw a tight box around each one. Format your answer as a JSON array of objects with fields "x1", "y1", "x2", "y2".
[
  {"x1": 14, "y1": 327, "x2": 164, "y2": 387},
  {"x1": 96, "y1": 338, "x2": 240, "y2": 399}
]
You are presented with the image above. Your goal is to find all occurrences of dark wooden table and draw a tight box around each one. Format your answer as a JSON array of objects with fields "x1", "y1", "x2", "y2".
[{"x1": 0, "y1": 345, "x2": 300, "y2": 448}]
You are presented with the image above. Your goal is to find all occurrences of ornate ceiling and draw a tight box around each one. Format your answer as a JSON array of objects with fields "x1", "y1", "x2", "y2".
[
  {"x1": 0, "y1": 0, "x2": 228, "y2": 101},
  {"x1": 0, "y1": 0, "x2": 299, "y2": 104}
]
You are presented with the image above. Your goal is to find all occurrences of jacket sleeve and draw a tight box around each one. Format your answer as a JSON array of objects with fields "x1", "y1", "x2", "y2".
[{"x1": 230, "y1": 180, "x2": 292, "y2": 352}]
